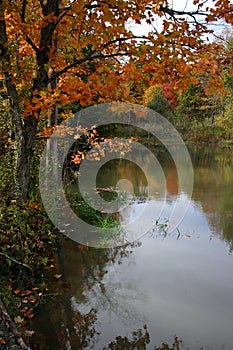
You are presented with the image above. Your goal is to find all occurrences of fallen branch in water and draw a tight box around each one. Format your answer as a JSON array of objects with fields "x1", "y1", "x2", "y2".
[
  {"x1": 0, "y1": 252, "x2": 32, "y2": 272},
  {"x1": 0, "y1": 298, "x2": 31, "y2": 350},
  {"x1": 96, "y1": 187, "x2": 117, "y2": 193}
]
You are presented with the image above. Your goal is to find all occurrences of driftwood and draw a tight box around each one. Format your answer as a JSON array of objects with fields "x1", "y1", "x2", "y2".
[{"x1": 0, "y1": 298, "x2": 31, "y2": 349}]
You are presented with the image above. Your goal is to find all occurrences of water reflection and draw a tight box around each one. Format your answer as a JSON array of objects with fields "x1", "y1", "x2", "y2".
[
  {"x1": 96, "y1": 148, "x2": 233, "y2": 249},
  {"x1": 32, "y1": 146, "x2": 233, "y2": 349},
  {"x1": 189, "y1": 146, "x2": 233, "y2": 251},
  {"x1": 32, "y1": 240, "x2": 146, "y2": 349},
  {"x1": 31, "y1": 240, "x2": 188, "y2": 350}
]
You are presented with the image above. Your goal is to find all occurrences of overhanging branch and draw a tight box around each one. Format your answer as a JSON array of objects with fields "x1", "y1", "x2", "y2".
[
  {"x1": 48, "y1": 51, "x2": 131, "y2": 83},
  {"x1": 102, "y1": 36, "x2": 147, "y2": 48},
  {"x1": 158, "y1": 4, "x2": 208, "y2": 18}
]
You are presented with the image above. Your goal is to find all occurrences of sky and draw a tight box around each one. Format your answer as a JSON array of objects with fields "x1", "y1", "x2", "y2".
[{"x1": 129, "y1": 0, "x2": 228, "y2": 38}]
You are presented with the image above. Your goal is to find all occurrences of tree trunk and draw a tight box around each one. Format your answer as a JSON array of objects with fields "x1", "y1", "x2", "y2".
[{"x1": 15, "y1": 115, "x2": 38, "y2": 204}]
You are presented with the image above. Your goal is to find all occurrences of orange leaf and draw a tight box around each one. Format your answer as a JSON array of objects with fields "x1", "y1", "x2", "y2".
[
  {"x1": 14, "y1": 289, "x2": 21, "y2": 295},
  {"x1": 20, "y1": 290, "x2": 32, "y2": 297},
  {"x1": 0, "y1": 338, "x2": 6, "y2": 344},
  {"x1": 20, "y1": 307, "x2": 28, "y2": 313}
]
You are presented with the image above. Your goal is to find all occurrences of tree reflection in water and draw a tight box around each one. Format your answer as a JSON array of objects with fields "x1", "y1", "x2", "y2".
[
  {"x1": 103, "y1": 328, "x2": 184, "y2": 349},
  {"x1": 32, "y1": 238, "x2": 188, "y2": 350},
  {"x1": 189, "y1": 146, "x2": 233, "y2": 252},
  {"x1": 32, "y1": 239, "x2": 146, "y2": 349}
]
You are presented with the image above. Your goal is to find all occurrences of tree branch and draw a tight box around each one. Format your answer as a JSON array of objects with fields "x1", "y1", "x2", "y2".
[
  {"x1": 102, "y1": 36, "x2": 147, "y2": 48},
  {"x1": 48, "y1": 51, "x2": 131, "y2": 83},
  {"x1": 48, "y1": 35, "x2": 144, "y2": 84},
  {"x1": 21, "y1": 0, "x2": 27, "y2": 22},
  {"x1": 8, "y1": 0, "x2": 40, "y2": 53},
  {"x1": 25, "y1": 36, "x2": 40, "y2": 53},
  {"x1": 159, "y1": 5, "x2": 207, "y2": 18},
  {"x1": 55, "y1": 9, "x2": 69, "y2": 27}
]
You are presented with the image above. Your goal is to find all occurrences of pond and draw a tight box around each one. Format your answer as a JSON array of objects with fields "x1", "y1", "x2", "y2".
[{"x1": 32, "y1": 146, "x2": 233, "y2": 350}]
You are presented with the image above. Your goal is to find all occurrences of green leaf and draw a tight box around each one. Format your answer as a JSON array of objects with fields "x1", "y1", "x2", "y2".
[{"x1": 44, "y1": 64, "x2": 49, "y2": 73}]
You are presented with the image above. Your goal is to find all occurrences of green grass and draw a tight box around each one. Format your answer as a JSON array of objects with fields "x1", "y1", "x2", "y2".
[{"x1": 65, "y1": 191, "x2": 120, "y2": 229}]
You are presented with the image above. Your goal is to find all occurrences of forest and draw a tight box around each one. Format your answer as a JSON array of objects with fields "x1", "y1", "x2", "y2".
[{"x1": 0, "y1": 0, "x2": 233, "y2": 349}]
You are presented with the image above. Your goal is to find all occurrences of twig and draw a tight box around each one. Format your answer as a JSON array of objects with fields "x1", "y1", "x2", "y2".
[
  {"x1": 0, "y1": 298, "x2": 31, "y2": 350},
  {"x1": 0, "y1": 252, "x2": 32, "y2": 272}
]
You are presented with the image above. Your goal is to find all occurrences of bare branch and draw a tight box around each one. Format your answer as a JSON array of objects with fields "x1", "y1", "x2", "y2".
[
  {"x1": 197, "y1": 0, "x2": 209, "y2": 11},
  {"x1": 159, "y1": 5, "x2": 207, "y2": 18},
  {"x1": 102, "y1": 36, "x2": 147, "y2": 48}
]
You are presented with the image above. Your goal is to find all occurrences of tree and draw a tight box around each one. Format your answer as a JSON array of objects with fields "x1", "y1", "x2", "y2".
[
  {"x1": 221, "y1": 30, "x2": 233, "y2": 105},
  {"x1": 143, "y1": 84, "x2": 176, "y2": 121},
  {"x1": 0, "y1": 0, "x2": 232, "y2": 203},
  {"x1": 176, "y1": 79, "x2": 223, "y2": 125},
  {"x1": 175, "y1": 26, "x2": 233, "y2": 128}
]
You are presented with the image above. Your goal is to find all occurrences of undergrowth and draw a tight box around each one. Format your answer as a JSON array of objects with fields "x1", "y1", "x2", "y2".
[{"x1": 0, "y1": 140, "x2": 57, "y2": 320}]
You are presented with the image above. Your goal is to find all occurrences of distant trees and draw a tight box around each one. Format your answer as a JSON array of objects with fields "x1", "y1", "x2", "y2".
[
  {"x1": 176, "y1": 80, "x2": 224, "y2": 126},
  {"x1": 143, "y1": 84, "x2": 177, "y2": 121},
  {"x1": 144, "y1": 28, "x2": 233, "y2": 134}
]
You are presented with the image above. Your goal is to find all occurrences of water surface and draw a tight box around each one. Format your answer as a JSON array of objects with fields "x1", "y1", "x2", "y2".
[{"x1": 32, "y1": 146, "x2": 233, "y2": 350}]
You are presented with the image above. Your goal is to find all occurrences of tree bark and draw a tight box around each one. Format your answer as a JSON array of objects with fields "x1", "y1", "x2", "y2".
[{"x1": 15, "y1": 115, "x2": 38, "y2": 204}]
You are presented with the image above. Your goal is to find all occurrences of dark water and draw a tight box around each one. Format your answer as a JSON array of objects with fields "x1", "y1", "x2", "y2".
[{"x1": 32, "y1": 146, "x2": 233, "y2": 350}]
